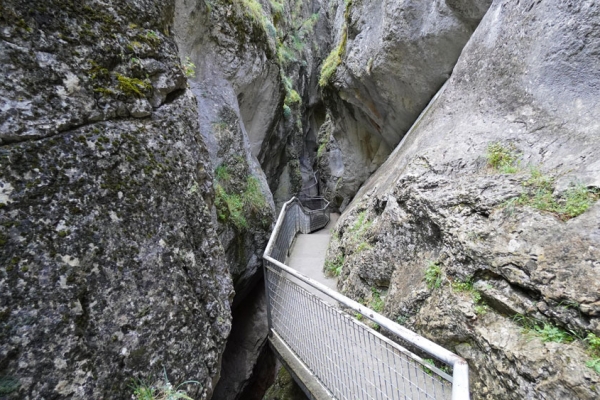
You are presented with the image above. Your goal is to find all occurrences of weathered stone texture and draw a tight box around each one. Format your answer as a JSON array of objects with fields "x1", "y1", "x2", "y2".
[
  {"x1": 318, "y1": 0, "x2": 492, "y2": 209},
  {"x1": 327, "y1": 0, "x2": 600, "y2": 398},
  {"x1": 173, "y1": 1, "x2": 281, "y2": 397},
  {"x1": 0, "y1": 1, "x2": 233, "y2": 398}
]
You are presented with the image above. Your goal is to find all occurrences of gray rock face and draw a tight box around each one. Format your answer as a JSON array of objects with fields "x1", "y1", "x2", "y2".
[
  {"x1": 173, "y1": 0, "x2": 277, "y2": 301},
  {"x1": 174, "y1": 0, "x2": 283, "y2": 160},
  {"x1": 319, "y1": 0, "x2": 492, "y2": 209},
  {"x1": 173, "y1": 1, "x2": 282, "y2": 398},
  {"x1": 256, "y1": 0, "x2": 331, "y2": 209},
  {"x1": 327, "y1": 0, "x2": 600, "y2": 398},
  {"x1": 0, "y1": 1, "x2": 233, "y2": 399}
]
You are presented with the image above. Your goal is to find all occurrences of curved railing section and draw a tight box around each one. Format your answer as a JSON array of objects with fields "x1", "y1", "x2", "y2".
[{"x1": 263, "y1": 197, "x2": 470, "y2": 400}]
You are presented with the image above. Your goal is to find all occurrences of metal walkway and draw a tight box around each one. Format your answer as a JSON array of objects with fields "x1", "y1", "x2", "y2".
[{"x1": 263, "y1": 198, "x2": 470, "y2": 400}]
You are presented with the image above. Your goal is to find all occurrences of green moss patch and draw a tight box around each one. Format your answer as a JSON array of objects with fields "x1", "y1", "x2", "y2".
[
  {"x1": 319, "y1": 0, "x2": 351, "y2": 87},
  {"x1": 214, "y1": 165, "x2": 268, "y2": 230}
]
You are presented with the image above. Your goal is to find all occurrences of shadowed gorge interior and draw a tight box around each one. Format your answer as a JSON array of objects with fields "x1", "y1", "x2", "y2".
[{"x1": 1, "y1": 0, "x2": 599, "y2": 399}]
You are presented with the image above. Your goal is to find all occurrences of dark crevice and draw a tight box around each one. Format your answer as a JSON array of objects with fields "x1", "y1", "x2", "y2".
[
  {"x1": 164, "y1": 88, "x2": 186, "y2": 104},
  {"x1": 213, "y1": 279, "x2": 274, "y2": 400}
]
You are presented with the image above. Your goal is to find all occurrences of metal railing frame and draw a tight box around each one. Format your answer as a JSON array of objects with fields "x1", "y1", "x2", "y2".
[{"x1": 263, "y1": 197, "x2": 470, "y2": 400}]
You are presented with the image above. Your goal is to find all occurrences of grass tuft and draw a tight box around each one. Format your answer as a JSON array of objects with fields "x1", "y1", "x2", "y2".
[
  {"x1": 130, "y1": 370, "x2": 200, "y2": 400},
  {"x1": 586, "y1": 333, "x2": 600, "y2": 356},
  {"x1": 502, "y1": 165, "x2": 598, "y2": 220},
  {"x1": 424, "y1": 261, "x2": 442, "y2": 289},
  {"x1": 182, "y1": 57, "x2": 196, "y2": 78},
  {"x1": 486, "y1": 142, "x2": 519, "y2": 173},
  {"x1": 452, "y1": 276, "x2": 488, "y2": 314},
  {"x1": 214, "y1": 165, "x2": 267, "y2": 230},
  {"x1": 324, "y1": 254, "x2": 345, "y2": 276},
  {"x1": 369, "y1": 288, "x2": 384, "y2": 313}
]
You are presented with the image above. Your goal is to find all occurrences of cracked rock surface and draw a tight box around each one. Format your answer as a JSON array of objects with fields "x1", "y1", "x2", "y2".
[
  {"x1": 0, "y1": 1, "x2": 233, "y2": 399},
  {"x1": 327, "y1": 0, "x2": 600, "y2": 398}
]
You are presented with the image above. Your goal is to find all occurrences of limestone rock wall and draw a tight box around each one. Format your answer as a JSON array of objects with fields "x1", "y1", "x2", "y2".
[
  {"x1": 0, "y1": 0, "x2": 233, "y2": 398},
  {"x1": 172, "y1": 0, "x2": 310, "y2": 397},
  {"x1": 173, "y1": 0, "x2": 277, "y2": 302},
  {"x1": 317, "y1": 0, "x2": 492, "y2": 210},
  {"x1": 326, "y1": 0, "x2": 600, "y2": 398}
]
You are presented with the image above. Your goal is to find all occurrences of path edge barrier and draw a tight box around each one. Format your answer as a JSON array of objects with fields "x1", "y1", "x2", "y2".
[{"x1": 263, "y1": 197, "x2": 470, "y2": 400}]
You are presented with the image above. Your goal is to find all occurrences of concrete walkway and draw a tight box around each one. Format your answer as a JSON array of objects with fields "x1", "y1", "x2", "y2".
[{"x1": 285, "y1": 213, "x2": 340, "y2": 300}]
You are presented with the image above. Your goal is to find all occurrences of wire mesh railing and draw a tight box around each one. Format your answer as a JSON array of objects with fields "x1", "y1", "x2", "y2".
[{"x1": 263, "y1": 197, "x2": 470, "y2": 400}]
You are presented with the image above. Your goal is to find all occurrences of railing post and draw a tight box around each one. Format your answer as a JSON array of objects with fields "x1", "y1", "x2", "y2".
[
  {"x1": 263, "y1": 260, "x2": 272, "y2": 333},
  {"x1": 452, "y1": 359, "x2": 470, "y2": 399}
]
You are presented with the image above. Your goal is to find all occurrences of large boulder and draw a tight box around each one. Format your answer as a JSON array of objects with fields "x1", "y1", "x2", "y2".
[
  {"x1": 327, "y1": 0, "x2": 600, "y2": 398},
  {"x1": 0, "y1": 1, "x2": 233, "y2": 399}
]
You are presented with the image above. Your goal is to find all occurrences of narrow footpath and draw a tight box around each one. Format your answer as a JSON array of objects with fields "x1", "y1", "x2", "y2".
[
  {"x1": 285, "y1": 213, "x2": 340, "y2": 299},
  {"x1": 279, "y1": 212, "x2": 452, "y2": 399}
]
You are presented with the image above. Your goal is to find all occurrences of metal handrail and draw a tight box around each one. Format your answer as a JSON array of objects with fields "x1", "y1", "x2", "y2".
[{"x1": 263, "y1": 197, "x2": 470, "y2": 399}]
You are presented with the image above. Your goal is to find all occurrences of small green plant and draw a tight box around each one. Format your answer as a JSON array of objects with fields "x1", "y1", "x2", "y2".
[
  {"x1": 517, "y1": 179, "x2": 597, "y2": 220},
  {"x1": 243, "y1": 176, "x2": 267, "y2": 214},
  {"x1": 452, "y1": 276, "x2": 488, "y2": 314},
  {"x1": 282, "y1": 75, "x2": 301, "y2": 107},
  {"x1": 512, "y1": 313, "x2": 537, "y2": 330},
  {"x1": 215, "y1": 185, "x2": 246, "y2": 228},
  {"x1": 486, "y1": 142, "x2": 520, "y2": 173},
  {"x1": 131, "y1": 379, "x2": 156, "y2": 400},
  {"x1": 131, "y1": 371, "x2": 200, "y2": 400},
  {"x1": 239, "y1": 0, "x2": 265, "y2": 25},
  {"x1": 474, "y1": 304, "x2": 488, "y2": 315},
  {"x1": 503, "y1": 165, "x2": 598, "y2": 220},
  {"x1": 116, "y1": 73, "x2": 152, "y2": 97},
  {"x1": 487, "y1": 142, "x2": 519, "y2": 172},
  {"x1": 587, "y1": 358, "x2": 600, "y2": 374},
  {"x1": 317, "y1": 141, "x2": 327, "y2": 158},
  {"x1": 146, "y1": 30, "x2": 159, "y2": 40},
  {"x1": 533, "y1": 323, "x2": 574, "y2": 343},
  {"x1": 369, "y1": 288, "x2": 384, "y2": 313},
  {"x1": 396, "y1": 315, "x2": 408, "y2": 325},
  {"x1": 282, "y1": 104, "x2": 292, "y2": 118},
  {"x1": 324, "y1": 254, "x2": 345, "y2": 276},
  {"x1": 584, "y1": 333, "x2": 600, "y2": 375},
  {"x1": 349, "y1": 210, "x2": 372, "y2": 237},
  {"x1": 513, "y1": 315, "x2": 575, "y2": 344},
  {"x1": 424, "y1": 261, "x2": 442, "y2": 289},
  {"x1": 586, "y1": 333, "x2": 600, "y2": 355},
  {"x1": 562, "y1": 184, "x2": 597, "y2": 218},
  {"x1": 319, "y1": 30, "x2": 347, "y2": 87},
  {"x1": 285, "y1": 88, "x2": 301, "y2": 105},
  {"x1": 422, "y1": 359, "x2": 435, "y2": 375},
  {"x1": 269, "y1": 0, "x2": 284, "y2": 16},
  {"x1": 422, "y1": 358, "x2": 451, "y2": 376},
  {"x1": 182, "y1": 57, "x2": 196, "y2": 78},
  {"x1": 213, "y1": 165, "x2": 267, "y2": 230},
  {"x1": 451, "y1": 278, "x2": 474, "y2": 293},
  {"x1": 215, "y1": 165, "x2": 231, "y2": 181}
]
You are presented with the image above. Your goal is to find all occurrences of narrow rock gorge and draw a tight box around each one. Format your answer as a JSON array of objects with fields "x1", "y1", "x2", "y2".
[{"x1": 1, "y1": 0, "x2": 599, "y2": 399}]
